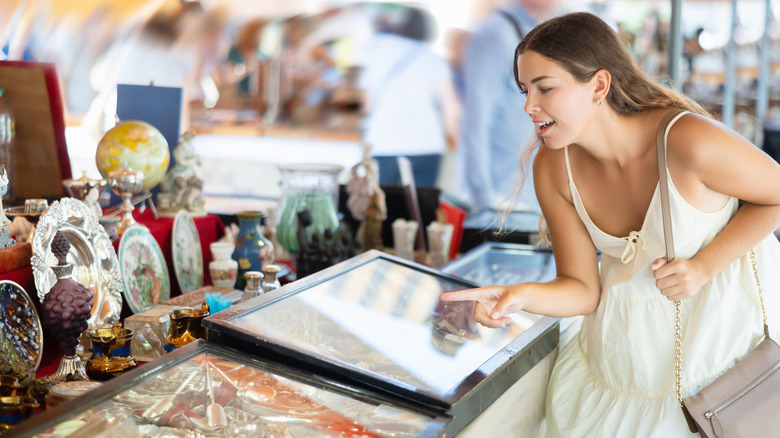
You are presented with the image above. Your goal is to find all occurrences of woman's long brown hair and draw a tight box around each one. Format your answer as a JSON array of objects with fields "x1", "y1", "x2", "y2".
[{"x1": 499, "y1": 12, "x2": 710, "y2": 244}]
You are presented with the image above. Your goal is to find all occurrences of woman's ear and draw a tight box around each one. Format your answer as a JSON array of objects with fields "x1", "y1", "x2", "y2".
[{"x1": 592, "y1": 69, "x2": 611, "y2": 104}]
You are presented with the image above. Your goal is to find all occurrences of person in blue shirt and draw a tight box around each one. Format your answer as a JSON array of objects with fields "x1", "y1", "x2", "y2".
[{"x1": 456, "y1": 0, "x2": 559, "y2": 212}]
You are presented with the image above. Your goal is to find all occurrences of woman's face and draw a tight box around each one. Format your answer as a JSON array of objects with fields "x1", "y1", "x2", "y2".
[{"x1": 516, "y1": 51, "x2": 593, "y2": 149}]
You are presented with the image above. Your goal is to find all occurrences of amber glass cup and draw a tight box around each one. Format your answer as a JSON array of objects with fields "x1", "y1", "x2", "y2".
[
  {"x1": 0, "y1": 375, "x2": 19, "y2": 397},
  {"x1": 0, "y1": 396, "x2": 39, "y2": 429}
]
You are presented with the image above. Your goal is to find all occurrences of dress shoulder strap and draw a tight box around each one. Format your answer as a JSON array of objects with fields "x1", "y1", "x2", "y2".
[{"x1": 563, "y1": 146, "x2": 574, "y2": 183}]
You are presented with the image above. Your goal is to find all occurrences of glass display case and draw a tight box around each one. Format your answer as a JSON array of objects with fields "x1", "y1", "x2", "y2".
[
  {"x1": 13, "y1": 340, "x2": 448, "y2": 437},
  {"x1": 204, "y1": 250, "x2": 558, "y2": 435},
  {"x1": 441, "y1": 241, "x2": 556, "y2": 286},
  {"x1": 458, "y1": 209, "x2": 542, "y2": 251}
]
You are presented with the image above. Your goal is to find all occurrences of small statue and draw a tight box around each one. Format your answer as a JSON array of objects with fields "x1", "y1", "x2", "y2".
[
  {"x1": 295, "y1": 210, "x2": 359, "y2": 278},
  {"x1": 82, "y1": 180, "x2": 104, "y2": 219},
  {"x1": 345, "y1": 161, "x2": 386, "y2": 252},
  {"x1": 295, "y1": 210, "x2": 314, "y2": 278},
  {"x1": 0, "y1": 167, "x2": 16, "y2": 249},
  {"x1": 26, "y1": 377, "x2": 51, "y2": 403},
  {"x1": 157, "y1": 132, "x2": 205, "y2": 216},
  {"x1": 42, "y1": 231, "x2": 95, "y2": 382}
]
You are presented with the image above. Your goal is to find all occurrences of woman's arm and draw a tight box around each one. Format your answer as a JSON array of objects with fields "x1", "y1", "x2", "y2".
[
  {"x1": 441, "y1": 146, "x2": 602, "y2": 327},
  {"x1": 652, "y1": 114, "x2": 780, "y2": 300}
]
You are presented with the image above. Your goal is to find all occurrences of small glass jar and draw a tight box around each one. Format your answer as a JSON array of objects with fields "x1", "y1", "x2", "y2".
[
  {"x1": 276, "y1": 164, "x2": 342, "y2": 255},
  {"x1": 261, "y1": 265, "x2": 282, "y2": 293},
  {"x1": 241, "y1": 271, "x2": 263, "y2": 302}
]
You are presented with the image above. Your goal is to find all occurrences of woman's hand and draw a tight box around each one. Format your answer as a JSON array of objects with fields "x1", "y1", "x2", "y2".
[
  {"x1": 439, "y1": 285, "x2": 528, "y2": 328},
  {"x1": 650, "y1": 257, "x2": 709, "y2": 301}
]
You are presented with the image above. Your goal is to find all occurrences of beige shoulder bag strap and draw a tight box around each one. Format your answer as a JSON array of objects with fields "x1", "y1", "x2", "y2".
[
  {"x1": 655, "y1": 108, "x2": 688, "y2": 407},
  {"x1": 655, "y1": 109, "x2": 771, "y2": 410}
]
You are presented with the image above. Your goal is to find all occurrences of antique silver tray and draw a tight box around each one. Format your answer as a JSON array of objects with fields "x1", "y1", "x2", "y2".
[{"x1": 31, "y1": 197, "x2": 123, "y2": 326}]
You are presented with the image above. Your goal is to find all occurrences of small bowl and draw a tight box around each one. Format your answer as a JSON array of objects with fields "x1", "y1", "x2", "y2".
[{"x1": 62, "y1": 172, "x2": 108, "y2": 200}]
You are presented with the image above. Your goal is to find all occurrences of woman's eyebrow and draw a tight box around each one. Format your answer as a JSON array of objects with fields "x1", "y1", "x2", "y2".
[{"x1": 531, "y1": 75, "x2": 554, "y2": 84}]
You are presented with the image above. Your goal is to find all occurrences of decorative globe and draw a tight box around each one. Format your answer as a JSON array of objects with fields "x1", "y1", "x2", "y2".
[{"x1": 95, "y1": 120, "x2": 170, "y2": 192}]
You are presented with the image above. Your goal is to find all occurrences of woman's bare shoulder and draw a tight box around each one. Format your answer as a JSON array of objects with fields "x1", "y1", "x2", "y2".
[
  {"x1": 533, "y1": 146, "x2": 571, "y2": 201},
  {"x1": 665, "y1": 112, "x2": 730, "y2": 164}
]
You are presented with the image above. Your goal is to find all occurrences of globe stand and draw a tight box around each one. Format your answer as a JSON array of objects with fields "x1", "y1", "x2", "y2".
[{"x1": 108, "y1": 169, "x2": 145, "y2": 236}]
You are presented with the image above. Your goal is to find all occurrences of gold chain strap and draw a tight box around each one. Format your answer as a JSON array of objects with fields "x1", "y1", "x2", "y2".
[
  {"x1": 674, "y1": 300, "x2": 683, "y2": 404},
  {"x1": 673, "y1": 249, "x2": 766, "y2": 405},
  {"x1": 750, "y1": 249, "x2": 769, "y2": 327}
]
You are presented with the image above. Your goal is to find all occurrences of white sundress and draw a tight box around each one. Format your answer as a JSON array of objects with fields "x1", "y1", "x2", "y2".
[{"x1": 545, "y1": 115, "x2": 780, "y2": 438}]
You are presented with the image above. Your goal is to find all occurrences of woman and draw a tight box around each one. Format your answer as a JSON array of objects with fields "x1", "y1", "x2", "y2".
[{"x1": 441, "y1": 12, "x2": 780, "y2": 437}]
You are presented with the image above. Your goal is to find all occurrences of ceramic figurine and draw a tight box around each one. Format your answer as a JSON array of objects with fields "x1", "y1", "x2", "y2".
[
  {"x1": 156, "y1": 132, "x2": 205, "y2": 216},
  {"x1": 82, "y1": 180, "x2": 104, "y2": 219},
  {"x1": 62, "y1": 170, "x2": 107, "y2": 219},
  {"x1": 345, "y1": 161, "x2": 386, "y2": 251},
  {"x1": 42, "y1": 231, "x2": 94, "y2": 382},
  {"x1": 0, "y1": 167, "x2": 16, "y2": 249}
]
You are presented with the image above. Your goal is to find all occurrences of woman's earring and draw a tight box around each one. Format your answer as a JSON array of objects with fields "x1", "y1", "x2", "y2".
[{"x1": 597, "y1": 99, "x2": 602, "y2": 106}]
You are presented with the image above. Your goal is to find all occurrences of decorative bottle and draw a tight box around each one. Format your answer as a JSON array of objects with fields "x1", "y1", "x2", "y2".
[
  {"x1": 241, "y1": 271, "x2": 263, "y2": 302},
  {"x1": 261, "y1": 265, "x2": 282, "y2": 293},
  {"x1": 42, "y1": 231, "x2": 94, "y2": 382},
  {"x1": 232, "y1": 211, "x2": 274, "y2": 289}
]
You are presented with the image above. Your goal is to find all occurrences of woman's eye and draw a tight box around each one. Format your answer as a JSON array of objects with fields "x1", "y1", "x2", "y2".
[
  {"x1": 519, "y1": 88, "x2": 528, "y2": 95},
  {"x1": 539, "y1": 88, "x2": 552, "y2": 94}
]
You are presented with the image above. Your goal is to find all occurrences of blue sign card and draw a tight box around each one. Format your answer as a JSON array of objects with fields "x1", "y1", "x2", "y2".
[
  {"x1": 116, "y1": 83, "x2": 183, "y2": 167},
  {"x1": 115, "y1": 83, "x2": 183, "y2": 203}
]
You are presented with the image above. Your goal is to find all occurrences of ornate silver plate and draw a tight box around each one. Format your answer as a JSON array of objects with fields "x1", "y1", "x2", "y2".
[
  {"x1": 31, "y1": 197, "x2": 123, "y2": 326},
  {"x1": 0, "y1": 280, "x2": 44, "y2": 372}
]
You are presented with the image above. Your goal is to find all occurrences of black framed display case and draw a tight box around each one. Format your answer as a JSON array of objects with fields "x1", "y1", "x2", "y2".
[
  {"x1": 459, "y1": 209, "x2": 542, "y2": 252},
  {"x1": 441, "y1": 241, "x2": 556, "y2": 287},
  {"x1": 12, "y1": 340, "x2": 449, "y2": 437},
  {"x1": 203, "y1": 250, "x2": 558, "y2": 435}
]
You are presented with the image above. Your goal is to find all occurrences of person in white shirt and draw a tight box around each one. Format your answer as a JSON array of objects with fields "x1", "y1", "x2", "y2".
[{"x1": 356, "y1": 6, "x2": 459, "y2": 187}]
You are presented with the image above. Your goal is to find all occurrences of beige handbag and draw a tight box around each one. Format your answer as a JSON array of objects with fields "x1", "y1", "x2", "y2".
[{"x1": 657, "y1": 109, "x2": 780, "y2": 438}]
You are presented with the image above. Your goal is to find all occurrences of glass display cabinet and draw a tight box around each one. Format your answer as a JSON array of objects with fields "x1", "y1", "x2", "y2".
[
  {"x1": 204, "y1": 250, "x2": 558, "y2": 435},
  {"x1": 13, "y1": 340, "x2": 449, "y2": 437},
  {"x1": 441, "y1": 241, "x2": 556, "y2": 286}
]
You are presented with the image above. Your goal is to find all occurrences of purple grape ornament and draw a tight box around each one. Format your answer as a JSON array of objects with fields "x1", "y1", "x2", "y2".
[{"x1": 42, "y1": 231, "x2": 94, "y2": 382}]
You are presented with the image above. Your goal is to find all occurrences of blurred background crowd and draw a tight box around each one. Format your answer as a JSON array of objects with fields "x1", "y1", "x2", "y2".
[{"x1": 1, "y1": 0, "x2": 779, "y2": 208}]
